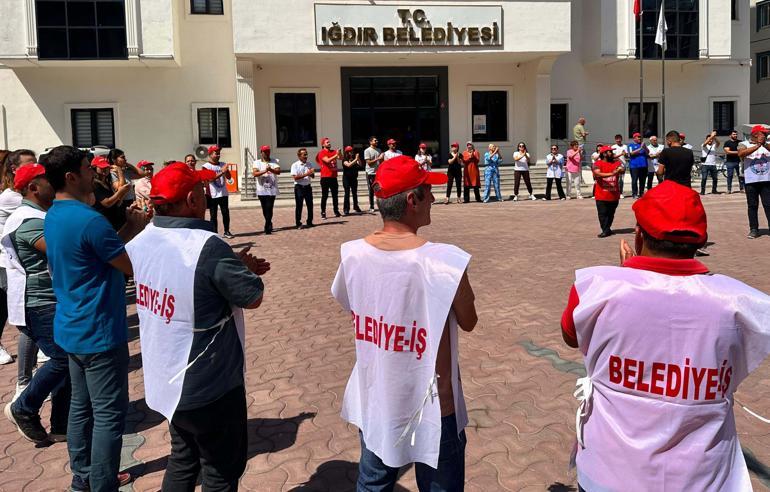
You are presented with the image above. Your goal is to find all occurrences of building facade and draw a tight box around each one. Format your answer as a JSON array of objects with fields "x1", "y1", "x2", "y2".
[
  {"x1": 0, "y1": 0, "x2": 752, "y2": 185},
  {"x1": 752, "y1": 0, "x2": 770, "y2": 122}
]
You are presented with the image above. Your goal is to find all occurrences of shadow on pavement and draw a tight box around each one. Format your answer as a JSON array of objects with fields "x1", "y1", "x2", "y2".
[
  {"x1": 548, "y1": 482, "x2": 578, "y2": 492},
  {"x1": 289, "y1": 460, "x2": 411, "y2": 492}
]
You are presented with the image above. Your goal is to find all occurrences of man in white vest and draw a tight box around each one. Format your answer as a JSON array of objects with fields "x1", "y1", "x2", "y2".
[
  {"x1": 2, "y1": 164, "x2": 70, "y2": 444},
  {"x1": 331, "y1": 155, "x2": 478, "y2": 491},
  {"x1": 561, "y1": 180, "x2": 770, "y2": 491},
  {"x1": 738, "y1": 125, "x2": 770, "y2": 239},
  {"x1": 126, "y1": 162, "x2": 269, "y2": 491}
]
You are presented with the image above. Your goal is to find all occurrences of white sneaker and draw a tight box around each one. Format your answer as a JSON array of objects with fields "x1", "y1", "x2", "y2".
[
  {"x1": 12, "y1": 383, "x2": 27, "y2": 403},
  {"x1": 619, "y1": 195, "x2": 625, "y2": 200},
  {"x1": 566, "y1": 196, "x2": 571, "y2": 200},
  {"x1": 513, "y1": 195, "x2": 518, "y2": 201},
  {"x1": 0, "y1": 346, "x2": 12, "y2": 365},
  {"x1": 577, "y1": 195, "x2": 584, "y2": 200},
  {"x1": 529, "y1": 195, "x2": 537, "y2": 201},
  {"x1": 37, "y1": 350, "x2": 50, "y2": 364}
]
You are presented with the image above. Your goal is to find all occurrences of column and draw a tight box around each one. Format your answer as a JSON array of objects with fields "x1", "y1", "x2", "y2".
[
  {"x1": 235, "y1": 59, "x2": 258, "y2": 187},
  {"x1": 125, "y1": 0, "x2": 140, "y2": 58},
  {"x1": 532, "y1": 57, "x2": 557, "y2": 164},
  {"x1": 24, "y1": 0, "x2": 38, "y2": 57}
]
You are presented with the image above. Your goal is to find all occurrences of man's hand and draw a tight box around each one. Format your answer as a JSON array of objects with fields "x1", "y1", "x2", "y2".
[
  {"x1": 619, "y1": 239, "x2": 635, "y2": 265},
  {"x1": 126, "y1": 202, "x2": 151, "y2": 230},
  {"x1": 238, "y1": 246, "x2": 271, "y2": 276}
]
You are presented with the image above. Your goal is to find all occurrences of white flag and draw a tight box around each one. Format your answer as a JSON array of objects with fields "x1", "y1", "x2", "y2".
[{"x1": 655, "y1": 8, "x2": 668, "y2": 50}]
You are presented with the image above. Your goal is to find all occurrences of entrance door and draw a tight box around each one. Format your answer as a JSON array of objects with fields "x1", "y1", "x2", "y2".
[{"x1": 342, "y1": 67, "x2": 448, "y2": 165}]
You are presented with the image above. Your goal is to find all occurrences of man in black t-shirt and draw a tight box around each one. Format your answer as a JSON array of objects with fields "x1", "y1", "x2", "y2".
[
  {"x1": 657, "y1": 130, "x2": 694, "y2": 187},
  {"x1": 722, "y1": 130, "x2": 744, "y2": 194}
]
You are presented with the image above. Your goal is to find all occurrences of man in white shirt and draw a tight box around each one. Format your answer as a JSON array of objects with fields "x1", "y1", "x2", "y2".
[
  {"x1": 364, "y1": 136, "x2": 384, "y2": 214},
  {"x1": 611, "y1": 134, "x2": 628, "y2": 199},
  {"x1": 700, "y1": 131, "x2": 720, "y2": 196},
  {"x1": 290, "y1": 148, "x2": 315, "y2": 229},
  {"x1": 202, "y1": 145, "x2": 233, "y2": 239},
  {"x1": 252, "y1": 145, "x2": 281, "y2": 235},
  {"x1": 383, "y1": 139, "x2": 402, "y2": 161},
  {"x1": 646, "y1": 135, "x2": 664, "y2": 189},
  {"x1": 738, "y1": 125, "x2": 770, "y2": 239},
  {"x1": 680, "y1": 133, "x2": 693, "y2": 150}
]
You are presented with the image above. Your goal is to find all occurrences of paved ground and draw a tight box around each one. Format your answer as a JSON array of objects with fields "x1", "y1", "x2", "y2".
[{"x1": 1, "y1": 192, "x2": 770, "y2": 491}]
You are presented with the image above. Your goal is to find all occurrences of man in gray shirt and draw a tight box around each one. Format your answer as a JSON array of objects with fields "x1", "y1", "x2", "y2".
[{"x1": 364, "y1": 136, "x2": 384, "y2": 213}]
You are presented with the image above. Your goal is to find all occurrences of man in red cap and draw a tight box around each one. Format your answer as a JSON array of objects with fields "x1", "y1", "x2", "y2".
[
  {"x1": 560, "y1": 180, "x2": 770, "y2": 492},
  {"x1": 126, "y1": 162, "x2": 269, "y2": 490},
  {"x1": 316, "y1": 137, "x2": 342, "y2": 219},
  {"x1": 415, "y1": 142, "x2": 433, "y2": 171},
  {"x1": 592, "y1": 145, "x2": 623, "y2": 237},
  {"x1": 202, "y1": 145, "x2": 234, "y2": 239},
  {"x1": 331, "y1": 155, "x2": 478, "y2": 491},
  {"x1": 252, "y1": 145, "x2": 281, "y2": 234},
  {"x1": 738, "y1": 125, "x2": 770, "y2": 239},
  {"x1": 133, "y1": 160, "x2": 154, "y2": 202},
  {"x1": 2, "y1": 164, "x2": 70, "y2": 445},
  {"x1": 383, "y1": 138, "x2": 402, "y2": 161}
]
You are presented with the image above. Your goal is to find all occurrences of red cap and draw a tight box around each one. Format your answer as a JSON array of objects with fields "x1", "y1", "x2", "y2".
[
  {"x1": 451, "y1": 142, "x2": 459, "y2": 148},
  {"x1": 751, "y1": 125, "x2": 768, "y2": 135},
  {"x1": 321, "y1": 137, "x2": 330, "y2": 146},
  {"x1": 91, "y1": 156, "x2": 110, "y2": 169},
  {"x1": 373, "y1": 155, "x2": 447, "y2": 199},
  {"x1": 13, "y1": 163, "x2": 45, "y2": 190},
  {"x1": 632, "y1": 132, "x2": 641, "y2": 138},
  {"x1": 150, "y1": 162, "x2": 217, "y2": 205},
  {"x1": 387, "y1": 138, "x2": 397, "y2": 145},
  {"x1": 632, "y1": 180, "x2": 707, "y2": 245},
  {"x1": 599, "y1": 145, "x2": 614, "y2": 154},
  {"x1": 260, "y1": 145, "x2": 271, "y2": 153},
  {"x1": 419, "y1": 143, "x2": 427, "y2": 149},
  {"x1": 207, "y1": 145, "x2": 221, "y2": 155},
  {"x1": 137, "y1": 160, "x2": 154, "y2": 168},
  {"x1": 678, "y1": 133, "x2": 686, "y2": 139},
  {"x1": 344, "y1": 145, "x2": 354, "y2": 152}
]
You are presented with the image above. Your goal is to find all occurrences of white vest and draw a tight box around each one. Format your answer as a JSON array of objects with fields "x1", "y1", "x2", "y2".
[
  {"x1": 572, "y1": 266, "x2": 770, "y2": 492},
  {"x1": 0, "y1": 204, "x2": 46, "y2": 327},
  {"x1": 126, "y1": 223, "x2": 246, "y2": 421},
  {"x1": 331, "y1": 239, "x2": 470, "y2": 468},
  {"x1": 740, "y1": 139, "x2": 770, "y2": 184}
]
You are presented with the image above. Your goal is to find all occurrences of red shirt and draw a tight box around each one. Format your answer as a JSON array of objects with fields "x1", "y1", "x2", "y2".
[
  {"x1": 560, "y1": 256, "x2": 710, "y2": 346},
  {"x1": 316, "y1": 149, "x2": 339, "y2": 178},
  {"x1": 593, "y1": 160, "x2": 622, "y2": 201}
]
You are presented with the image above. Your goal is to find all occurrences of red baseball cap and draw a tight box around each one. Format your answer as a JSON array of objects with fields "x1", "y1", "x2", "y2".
[
  {"x1": 387, "y1": 138, "x2": 397, "y2": 145},
  {"x1": 137, "y1": 160, "x2": 154, "y2": 168},
  {"x1": 419, "y1": 143, "x2": 427, "y2": 149},
  {"x1": 679, "y1": 133, "x2": 686, "y2": 139},
  {"x1": 599, "y1": 145, "x2": 614, "y2": 154},
  {"x1": 321, "y1": 137, "x2": 330, "y2": 146},
  {"x1": 260, "y1": 145, "x2": 271, "y2": 153},
  {"x1": 14, "y1": 163, "x2": 45, "y2": 190},
  {"x1": 207, "y1": 145, "x2": 221, "y2": 155},
  {"x1": 451, "y1": 142, "x2": 459, "y2": 148},
  {"x1": 632, "y1": 132, "x2": 641, "y2": 138},
  {"x1": 751, "y1": 125, "x2": 768, "y2": 135},
  {"x1": 373, "y1": 155, "x2": 447, "y2": 199},
  {"x1": 150, "y1": 162, "x2": 217, "y2": 205},
  {"x1": 632, "y1": 180, "x2": 707, "y2": 244},
  {"x1": 344, "y1": 145, "x2": 353, "y2": 152},
  {"x1": 91, "y1": 156, "x2": 110, "y2": 169}
]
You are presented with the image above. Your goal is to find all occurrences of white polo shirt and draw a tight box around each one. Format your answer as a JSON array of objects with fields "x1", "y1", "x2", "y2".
[{"x1": 291, "y1": 160, "x2": 313, "y2": 186}]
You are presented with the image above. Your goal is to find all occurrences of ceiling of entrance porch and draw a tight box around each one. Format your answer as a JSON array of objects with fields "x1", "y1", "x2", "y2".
[{"x1": 235, "y1": 50, "x2": 565, "y2": 66}]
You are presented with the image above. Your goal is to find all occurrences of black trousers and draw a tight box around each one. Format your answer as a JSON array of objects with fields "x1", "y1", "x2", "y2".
[
  {"x1": 646, "y1": 171, "x2": 661, "y2": 190},
  {"x1": 294, "y1": 184, "x2": 313, "y2": 226},
  {"x1": 257, "y1": 195, "x2": 275, "y2": 233},
  {"x1": 366, "y1": 174, "x2": 376, "y2": 210},
  {"x1": 320, "y1": 177, "x2": 340, "y2": 215},
  {"x1": 446, "y1": 165, "x2": 462, "y2": 198},
  {"x1": 463, "y1": 186, "x2": 481, "y2": 203},
  {"x1": 545, "y1": 177, "x2": 565, "y2": 200},
  {"x1": 343, "y1": 172, "x2": 360, "y2": 213},
  {"x1": 513, "y1": 171, "x2": 533, "y2": 196},
  {"x1": 596, "y1": 200, "x2": 619, "y2": 234},
  {"x1": 701, "y1": 166, "x2": 719, "y2": 194},
  {"x1": 630, "y1": 167, "x2": 647, "y2": 197},
  {"x1": 207, "y1": 196, "x2": 230, "y2": 234},
  {"x1": 162, "y1": 385, "x2": 247, "y2": 492},
  {"x1": 746, "y1": 181, "x2": 770, "y2": 231}
]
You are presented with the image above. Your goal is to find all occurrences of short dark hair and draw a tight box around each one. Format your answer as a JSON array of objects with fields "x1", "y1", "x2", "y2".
[
  {"x1": 640, "y1": 226, "x2": 704, "y2": 259},
  {"x1": 107, "y1": 148, "x2": 125, "y2": 165},
  {"x1": 6, "y1": 149, "x2": 36, "y2": 168},
  {"x1": 40, "y1": 145, "x2": 86, "y2": 191},
  {"x1": 184, "y1": 154, "x2": 196, "y2": 161},
  {"x1": 665, "y1": 130, "x2": 681, "y2": 143},
  {"x1": 297, "y1": 148, "x2": 307, "y2": 156},
  {"x1": 614, "y1": 134, "x2": 623, "y2": 139},
  {"x1": 369, "y1": 136, "x2": 377, "y2": 143}
]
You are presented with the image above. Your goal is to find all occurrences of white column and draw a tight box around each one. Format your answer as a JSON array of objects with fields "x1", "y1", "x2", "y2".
[
  {"x1": 235, "y1": 59, "x2": 258, "y2": 185},
  {"x1": 125, "y1": 0, "x2": 140, "y2": 58},
  {"x1": 24, "y1": 0, "x2": 38, "y2": 57},
  {"x1": 533, "y1": 57, "x2": 557, "y2": 164}
]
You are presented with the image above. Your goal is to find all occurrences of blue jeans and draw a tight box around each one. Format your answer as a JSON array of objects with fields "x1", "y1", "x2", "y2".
[
  {"x1": 701, "y1": 165, "x2": 718, "y2": 194},
  {"x1": 68, "y1": 344, "x2": 129, "y2": 492},
  {"x1": 483, "y1": 166, "x2": 502, "y2": 202},
  {"x1": 726, "y1": 163, "x2": 744, "y2": 192},
  {"x1": 13, "y1": 303, "x2": 70, "y2": 432},
  {"x1": 357, "y1": 414, "x2": 466, "y2": 492}
]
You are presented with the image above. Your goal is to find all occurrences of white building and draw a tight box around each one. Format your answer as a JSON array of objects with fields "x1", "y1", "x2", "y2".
[
  {"x1": 0, "y1": 0, "x2": 752, "y2": 185},
  {"x1": 752, "y1": 0, "x2": 770, "y2": 122}
]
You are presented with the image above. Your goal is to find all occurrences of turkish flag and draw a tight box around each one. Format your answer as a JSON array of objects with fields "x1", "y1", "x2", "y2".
[{"x1": 633, "y1": 0, "x2": 641, "y2": 19}]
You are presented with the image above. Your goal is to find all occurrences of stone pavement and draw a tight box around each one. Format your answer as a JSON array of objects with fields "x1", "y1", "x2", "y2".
[{"x1": 2, "y1": 192, "x2": 770, "y2": 491}]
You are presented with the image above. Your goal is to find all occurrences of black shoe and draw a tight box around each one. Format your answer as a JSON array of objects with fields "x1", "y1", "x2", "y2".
[
  {"x1": 748, "y1": 229, "x2": 759, "y2": 239},
  {"x1": 306, "y1": 223, "x2": 314, "y2": 228},
  {"x1": 334, "y1": 212, "x2": 342, "y2": 218},
  {"x1": 696, "y1": 248, "x2": 710, "y2": 257},
  {"x1": 296, "y1": 224, "x2": 303, "y2": 230},
  {"x1": 223, "y1": 231, "x2": 235, "y2": 239},
  {"x1": 5, "y1": 402, "x2": 48, "y2": 443},
  {"x1": 597, "y1": 231, "x2": 610, "y2": 238},
  {"x1": 321, "y1": 213, "x2": 327, "y2": 220},
  {"x1": 354, "y1": 207, "x2": 362, "y2": 213}
]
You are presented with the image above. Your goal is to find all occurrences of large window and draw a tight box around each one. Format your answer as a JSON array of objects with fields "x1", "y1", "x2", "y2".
[
  {"x1": 550, "y1": 104, "x2": 568, "y2": 140},
  {"x1": 36, "y1": 0, "x2": 127, "y2": 60},
  {"x1": 713, "y1": 101, "x2": 736, "y2": 136},
  {"x1": 758, "y1": 52, "x2": 770, "y2": 81},
  {"x1": 759, "y1": 1, "x2": 770, "y2": 29},
  {"x1": 191, "y1": 0, "x2": 224, "y2": 15},
  {"x1": 471, "y1": 91, "x2": 507, "y2": 142},
  {"x1": 197, "y1": 108, "x2": 231, "y2": 148},
  {"x1": 627, "y1": 102, "x2": 659, "y2": 138},
  {"x1": 274, "y1": 93, "x2": 317, "y2": 148},
  {"x1": 71, "y1": 108, "x2": 115, "y2": 148},
  {"x1": 636, "y1": 0, "x2": 699, "y2": 60}
]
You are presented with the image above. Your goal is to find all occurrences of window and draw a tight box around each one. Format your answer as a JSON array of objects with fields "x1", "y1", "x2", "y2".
[
  {"x1": 713, "y1": 101, "x2": 736, "y2": 136},
  {"x1": 191, "y1": 0, "x2": 224, "y2": 15},
  {"x1": 274, "y1": 93, "x2": 317, "y2": 148},
  {"x1": 636, "y1": 0, "x2": 699, "y2": 60},
  {"x1": 758, "y1": 52, "x2": 770, "y2": 81},
  {"x1": 71, "y1": 109, "x2": 115, "y2": 148},
  {"x1": 759, "y1": 1, "x2": 770, "y2": 29},
  {"x1": 197, "y1": 108, "x2": 231, "y2": 148},
  {"x1": 627, "y1": 102, "x2": 659, "y2": 138},
  {"x1": 471, "y1": 91, "x2": 507, "y2": 142},
  {"x1": 550, "y1": 104, "x2": 568, "y2": 140},
  {"x1": 36, "y1": 0, "x2": 127, "y2": 60}
]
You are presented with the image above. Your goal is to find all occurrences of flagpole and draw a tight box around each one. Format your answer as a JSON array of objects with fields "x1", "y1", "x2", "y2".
[
  {"x1": 639, "y1": 7, "x2": 644, "y2": 137},
  {"x1": 661, "y1": 3, "x2": 666, "y2": 134}
]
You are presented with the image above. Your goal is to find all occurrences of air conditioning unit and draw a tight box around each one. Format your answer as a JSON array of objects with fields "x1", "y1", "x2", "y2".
[{"x1": 193, "y1": 144, "x2": 210, "y2": 161}]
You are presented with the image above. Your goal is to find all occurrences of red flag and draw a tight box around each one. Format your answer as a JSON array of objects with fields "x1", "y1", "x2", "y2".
[{"x1": 633, "y1": 0, "x2": 641, "y2": 19}]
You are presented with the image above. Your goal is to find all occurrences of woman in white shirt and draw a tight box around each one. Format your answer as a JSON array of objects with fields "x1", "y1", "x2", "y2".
[
  {"x1": 414, "y1": 143, "x2": 432, "y2": 171},
  {"x1": 512, "y1": 142, "x2": 536, "y2": 201},
  {"x1": 252, "y1": 145, "x2": 281, "y2": 234},
  {"x1": 700, "y1": 131, "x2": 720, "y2": 195},
  {"x1": 591, "y1": 144, "x2": 603, "y2": 165},
  {"x1": 544, "y1": 145, "x2": 566, "y2": 200}
]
